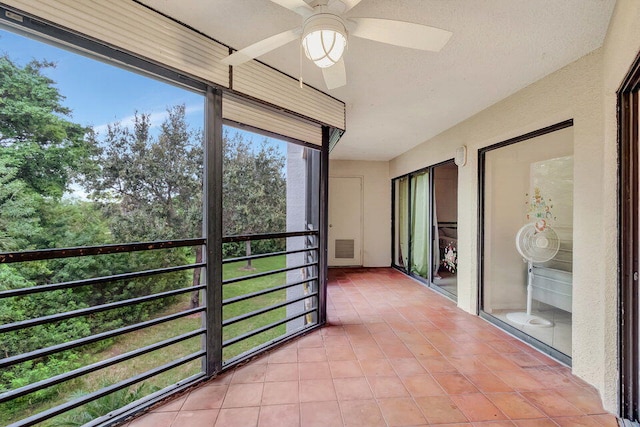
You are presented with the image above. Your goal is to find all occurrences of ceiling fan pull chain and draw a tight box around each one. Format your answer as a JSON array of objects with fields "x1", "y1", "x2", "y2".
[{"x1": 299, "y1": 39, "x2": 304, "y2": 88}]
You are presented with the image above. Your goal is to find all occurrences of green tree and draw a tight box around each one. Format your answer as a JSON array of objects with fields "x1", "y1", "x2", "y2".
[
  {"x1": 87, "y1": 106, "x2": 203, "y2": 306},
  {"x1": 222, "y1": 131, "x2": 287, "y2": 268},
  {"x1": 0, "y1": 56, "x2": 92, "y2": 199}
]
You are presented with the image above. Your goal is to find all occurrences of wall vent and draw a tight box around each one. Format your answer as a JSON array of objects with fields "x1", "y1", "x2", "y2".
[{"x1": 335, "y1": 239, "x2": 354, "y2": 259}]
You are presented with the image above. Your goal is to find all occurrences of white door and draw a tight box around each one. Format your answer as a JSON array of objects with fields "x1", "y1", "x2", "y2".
[{"x1": 328, "y1": 177, "x2": 363, "y2": 266}]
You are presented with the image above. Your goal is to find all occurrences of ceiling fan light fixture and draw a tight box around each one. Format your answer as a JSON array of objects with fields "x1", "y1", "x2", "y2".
[{"x1": 302, "y1": 13, "x2": 347, "y2": 68}]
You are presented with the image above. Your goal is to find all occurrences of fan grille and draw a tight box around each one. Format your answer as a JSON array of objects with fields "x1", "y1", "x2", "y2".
[{"x1": 515, "y1": 223, "x2": 560, "y2": 263}]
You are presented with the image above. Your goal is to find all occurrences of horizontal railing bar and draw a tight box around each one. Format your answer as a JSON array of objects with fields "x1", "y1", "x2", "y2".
[
  {"x1": 223, "y1": 276, "x2": 318, "y2": 306},
  {"x1": 0, "y1": 284, "x2": 206, "y2": 333},
  {"x1": 0, "y1": 262, "x2": 205, "y2": 299},
  {"x1": 0, "y1": 328, "x2": 205, "y2": 403},
  {"x1": 223, "y1": 261, "x2": 317, "y2": 285},
  {"x1": 8, "y1": 351, "x2": 205, "y2": 427},
  {"x1": 223, "y1": 307, "x2": 317, "y2": 348},
  {"x1": 0, "y1": 238, "x2": 205, "y2": 264},
  {"x1": 223, "y1": 292, "x2": 318, "y2": 327},
  {"x1": 0, "y1": 306, "x2": 204, "y2": 369},
  {"x1": 222, "y1": 230, "x2": 317, "y2": 243},
  {"x1": 222, "y1": 246, "x2": 318, "y2": 264}
]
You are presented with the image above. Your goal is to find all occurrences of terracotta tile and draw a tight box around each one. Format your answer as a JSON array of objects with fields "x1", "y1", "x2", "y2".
[
  {"x1": 477, "y1": 354, "x2": 523, "y2": 371},
  {"x1": 330, "y1": 360, "x2": 364, "y2": 378},
  {"x1": 261, "y1": 380, "x2": 299, "y2": 405},
  {"x1": 493, "y1": 370, "x2": 544, "y2": 391},
  {"x1": 298, "y1": 347, "x2": 327, "y2": 362},
  {"x1": 268, "y1": 347, "x2": 298, "y2": 363},
  {"x1": 415, "y1": 395, "x2": 468, "y2": 424},
  {"x1": 352, "y1": 344, "x2": 385, "y2": 360},
  {"x1": 503, "y1": 352, "x2": 547, "y2": 368},
  {"x1": 153, "y1": 395, "x2": 186, "y2": 412},
  {"x1": 378, "y1": 397, "x2": 427, "y2": 426},
  {"x1": 513, "y1": 419, "x2": 559, "y2": 427},
  {"x1": 297, "y1": 333, "x2": 324, "y2": 348},
  {"x1": 379, "y1": 342, "x2": 414, "y2": 358},
  {"x1": 591, "y1": 414, "x2": 620, "y2": 426},
  {"x1": 554, "y1": 386, "x2": 606, "y2": 414},
  {"x1": 300, "y1": 401, "x2": 343, "y2": 427},
  {"x1": 326, "y1": 345, "x2": 357, "y2": 361},
  {"x1": 257, "y1": 403, "x2": 300, "y2": 427},
  {"x1": 360, "y1": 359, "x2": 395, "y2": 377},
  {"x1": 340, "y1": 399, "x2": 386, "y2": 427},
  {"x1": 265, "y1": 362, "x2": 299, "y2": 382},
  {"x1": 222, "y1": 383, "x2": 264, "y2": 408},
  {"x1": 471, "y1": 421, "x2": 516, "y2": 426},
  {"x1": 447, "y1": 355, "x2": 490, "y2": 373},
  {"x1": 333, "y1": 377, "x2": 373, "y2": 401},
  {"x1": 401, "y1": 374, "x2": 446, "y2": 397},
  {"x1": 390, "y1": 358, "x2": 426, "y2": 377},
  {"x1": 214, "y1": 407, "x2": 259, "y2": 427},
  {"x1": 324, "y1": 334, "x2": 351, "y2": 347},
  {"x1": 406, "y1": 343, "x2": 440, "y2": 358},
  {"x1": 129, "y1": 411, "x2": 177, "y2": 427},
  {"x1": 521, "y1": 390, "x2": 582, "y2": 417},
  {"x1": 433, "y1": 372, "x2": 479, "y2": 394},
  {"x1": 368, "y1": 375, "x2": 409, "y2": 398},
  {"x1": 182, "y1": 384, "x2": 227, "y2": 410},
  {"x1": 419, "y1": 356, "x2": 458, "y2": 373},
  {"x1": 451, "y1": 393, "x2": 508, "y2": 422},
  {"x1": 486, "y1": 393, "x2": 545, "y2": 419},
  {"x1": 171, "y1": 410, "x2": 218, "y2": 427},
  {"x1": 299, "y1": 379, "x2": 337, "y2": 402},
  {"x1": 466, "y1": 371, "x2": 513, "y2": 391},
  {"x1": 231, "y1": 363, "x2": 267, "y2": 383},
  {"x1": 553, "y1": 415, "x2": 602, "y2": 426},
  {"x1": 299, "y1": 361, "x2": 332, "y2": 379}
]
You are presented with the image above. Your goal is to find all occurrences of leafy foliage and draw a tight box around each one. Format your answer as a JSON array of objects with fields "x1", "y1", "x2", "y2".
[{"x1": 0, "y1": 51, "x2": 288, "y2": 426}]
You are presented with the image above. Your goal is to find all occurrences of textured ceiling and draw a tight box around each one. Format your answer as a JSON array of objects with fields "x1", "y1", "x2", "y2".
[{"x1": 138, "y1": 0, "x2": 615, "y2": 161}]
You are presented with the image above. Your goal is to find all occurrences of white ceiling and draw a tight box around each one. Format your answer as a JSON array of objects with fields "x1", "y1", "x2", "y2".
[{"x1": 138, "y1": 0, "x2": 615, "y2": 161}]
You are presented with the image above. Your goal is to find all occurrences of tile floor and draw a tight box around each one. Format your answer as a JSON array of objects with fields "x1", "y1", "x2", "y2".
[{"x1": 121, "y1": 268, "x2": 617, "y2": 427}]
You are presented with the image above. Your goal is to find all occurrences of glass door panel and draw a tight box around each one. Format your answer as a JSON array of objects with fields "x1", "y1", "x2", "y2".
[{"x1": 410, "y1": 172, "x2": 430, "y2": 280}]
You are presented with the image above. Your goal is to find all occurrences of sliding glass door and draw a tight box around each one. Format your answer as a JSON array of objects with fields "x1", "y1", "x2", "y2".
[{"x1": 392, "y1": 161, "x2": 458, "y2": 299}]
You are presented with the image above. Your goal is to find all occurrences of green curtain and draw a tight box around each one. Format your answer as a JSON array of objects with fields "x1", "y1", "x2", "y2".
[
  {"x1": 411, "y1": 172, "x2": 429, "y2": 278},
  {"x1": 398, "y1": 178, "x2": 409, "y2": 267}
]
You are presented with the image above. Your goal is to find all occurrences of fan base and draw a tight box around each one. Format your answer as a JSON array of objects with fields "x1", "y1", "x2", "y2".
[{"x1": 506, "y1": 312, "x2": 554, "y2": 328}]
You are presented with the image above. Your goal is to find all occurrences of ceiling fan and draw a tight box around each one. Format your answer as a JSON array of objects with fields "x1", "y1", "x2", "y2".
[{"x1": 221, "y1": 0, "x2": 452, "y2": 90}]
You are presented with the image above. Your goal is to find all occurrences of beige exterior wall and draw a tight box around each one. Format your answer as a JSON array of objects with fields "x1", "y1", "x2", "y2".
[
  {"x1": 329, "y1": 160, "x2": 391, "y2": 267},
  {"x1": 601, "y1": 0, "x2": 640, "y2": 412},
  {"x1": 390, "y1": 48, "x2": 610, "y2": 406}
]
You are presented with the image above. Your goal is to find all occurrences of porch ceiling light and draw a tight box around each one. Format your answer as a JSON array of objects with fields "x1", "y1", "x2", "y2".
[{"x1": 301, "y1": 13, "x2": 347, "y2": 69}]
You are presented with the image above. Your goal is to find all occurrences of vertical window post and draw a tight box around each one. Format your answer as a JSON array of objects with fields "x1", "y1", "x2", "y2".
[{"x1": 205, "y1": 87, "x2": 224, "y2": 376}]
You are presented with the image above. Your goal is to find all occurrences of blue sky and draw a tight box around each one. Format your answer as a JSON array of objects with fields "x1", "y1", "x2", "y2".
[{"x1": 0, "y1": 28, "x2": 205, "y2": 136}]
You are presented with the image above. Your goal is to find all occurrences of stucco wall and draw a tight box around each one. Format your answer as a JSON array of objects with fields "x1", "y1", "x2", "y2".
[
  {"x1": 329, "y1": 160, "x2": 391, "y2": 267},
  {"x1": 390, "y1": 49, "x2": 608, "y2": 406},
  {"x1": 601, "y1": 0, "x2": 640, "y2": 412}
]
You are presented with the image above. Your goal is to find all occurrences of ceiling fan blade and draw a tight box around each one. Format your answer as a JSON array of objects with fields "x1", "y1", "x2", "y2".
[
  {"x1": 349, "y1": 18, "x2": 452, "y2": 52},
  {"x1": 270, "y1": 0, "x2": 314, "y2": 17},
  {"x1": 322, "y1": 59, "x2": 347, "y2": 90},
  {"x1": 221, "y1": 29, "x2": 300, "y2": 66},
  {"x1": 341, "y1": 0, "x2": 364, "y2": 13}
]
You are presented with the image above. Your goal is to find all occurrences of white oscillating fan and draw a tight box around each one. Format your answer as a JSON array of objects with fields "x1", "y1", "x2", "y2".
[{"x1": 506, "y1": 222, "x2": 560, "y2": 327}]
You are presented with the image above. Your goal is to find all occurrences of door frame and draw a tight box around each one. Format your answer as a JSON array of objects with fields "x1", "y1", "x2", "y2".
[
  {"x1": 619, "y1": 49, "x2": 640, "y2": 422},
  {"x1": 328, "y1": 175, "x2": 364, "y2": 267}
]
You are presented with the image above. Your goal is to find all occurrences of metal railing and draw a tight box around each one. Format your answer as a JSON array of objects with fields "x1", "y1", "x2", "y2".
[
  {"x1": 0, "y1": 230, "x2": 321, "y2": 426},
  {"x1": 0, "y1": 239, "x2": 206, "y2": 427},
  {"x1": 221, "y1": 230, "x2": 320, "y2": 366}
]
